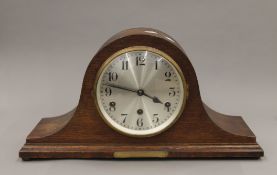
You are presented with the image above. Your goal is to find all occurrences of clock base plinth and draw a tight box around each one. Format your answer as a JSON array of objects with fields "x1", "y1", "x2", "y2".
[
  {"x1": 19, "y1": 107, "x2": 263, "y2": 160},
  {"x1": 20, "y1": 144, "x2": 263, "y2": 160}
]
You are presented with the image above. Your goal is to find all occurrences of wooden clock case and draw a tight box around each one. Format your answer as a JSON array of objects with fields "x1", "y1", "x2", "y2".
[{"x1": 19, "y1": 28, "x2": 263, "y2": 160}]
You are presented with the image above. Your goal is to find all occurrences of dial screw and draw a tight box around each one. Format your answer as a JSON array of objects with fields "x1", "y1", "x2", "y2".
[
  {"x1": 109, "y1": 102, "x2": 116, "y2": 107},
  {"x1": 137, "y1": 109, "x2": 143, "y2": 115},
  {"x1": 165, "y1": 102, "x2": 171, "y2": 107},
  {"x1": 137, "y1": 89, "x2": 144, "y2": 96}
]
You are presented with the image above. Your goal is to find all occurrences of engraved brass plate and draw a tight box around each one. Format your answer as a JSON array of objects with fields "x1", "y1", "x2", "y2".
[{"x1": 113, "y1": 151, "x2": 169, "y2": 158}]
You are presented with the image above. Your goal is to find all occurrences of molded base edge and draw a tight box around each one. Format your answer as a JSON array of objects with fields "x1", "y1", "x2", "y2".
[{"x1": 19, "y1": 143, "x2": 263, "y2": 160}]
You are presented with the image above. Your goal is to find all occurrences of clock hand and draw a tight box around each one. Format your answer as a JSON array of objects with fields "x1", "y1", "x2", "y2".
[
  {"x1": 105, "y1": 84, "x2": 163, "y2": 104},
  {"x1": 104, "y1": 83, "x2": 137, "y2": 93},
  {"x1": 140, "y1": 90, "x2": 163, "y2": 104},
  {"x1": 144, "y1": 94, "x2": 163, "y2": 104}
]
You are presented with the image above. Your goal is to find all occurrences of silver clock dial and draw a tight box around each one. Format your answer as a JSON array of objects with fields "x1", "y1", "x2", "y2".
[{"x1": 96, "y1": 47, "x2": 187, "y2": 136}]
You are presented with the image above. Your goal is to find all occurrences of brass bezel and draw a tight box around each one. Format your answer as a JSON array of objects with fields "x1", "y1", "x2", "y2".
[{"x1": 93, "y1": 46, "x2": 189, "y2": 137}]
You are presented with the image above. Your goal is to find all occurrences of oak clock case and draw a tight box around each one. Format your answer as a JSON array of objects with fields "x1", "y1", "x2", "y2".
[{"x1": 19, "y1": 28, "x2": 264, "y2": 160}]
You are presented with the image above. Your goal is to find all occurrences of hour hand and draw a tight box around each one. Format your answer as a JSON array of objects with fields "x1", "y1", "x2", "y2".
[
  {"x1": 153, "y1": 96, "x2": 163, "y2": 104},
  {"x1": 143, "y1": 93, "x2": 163, "y2": 104}
]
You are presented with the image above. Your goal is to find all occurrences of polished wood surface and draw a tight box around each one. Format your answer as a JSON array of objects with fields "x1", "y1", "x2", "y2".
[{"x1": 19, "y1": 28, "x2": 263, "y2": 160}]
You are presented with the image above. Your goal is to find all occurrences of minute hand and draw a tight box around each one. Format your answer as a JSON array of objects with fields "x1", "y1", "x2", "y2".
[{"x1": 104, "y1": 83, "x2": 137, "y2": 93}]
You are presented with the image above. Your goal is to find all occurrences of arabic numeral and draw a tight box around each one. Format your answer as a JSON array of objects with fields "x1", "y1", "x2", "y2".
[
  {"x1": 136, "y1": 54, "x2": 145, "y2": 66},
  {"x1": 105, "y1": 87, "x2": 112, "y2": 96},
  {"x1": 109, "y1": 101, "x2": 116, "y2": 111},
  {"x1": 152, "y1": 114, "x2": 159, "y2": 123},
  {"x1": 121, "y1": 114, "x2": 128, "y2": 123},
  {"x1": 165, "y1": 72, "x2": 171, "y2": 81},
  {"x1": 137, "y1": 118, "x2": 143, "y2": 127},
  {"x1": 122, "y1": 60, "x2": 128, "y2": 70},
  {"x1": 164, "y1": 102, "x2": 171, "y2": 112},
  {"x1": 169, "y1": 87, "x2": 176, "y2": 97},
  {"x1": 108, "y1": 72, "x2": 118, "y2": 81}
]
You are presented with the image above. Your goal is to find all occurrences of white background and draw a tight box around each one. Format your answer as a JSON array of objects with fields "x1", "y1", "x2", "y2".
[{"x1": 0, "y1": 0, "x2": 276, "y2": 174}]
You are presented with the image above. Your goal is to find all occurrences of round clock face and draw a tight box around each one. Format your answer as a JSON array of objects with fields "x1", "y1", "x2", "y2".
[{"x1": 95, "y1": 46, "x2": 187, "y2": 137}]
